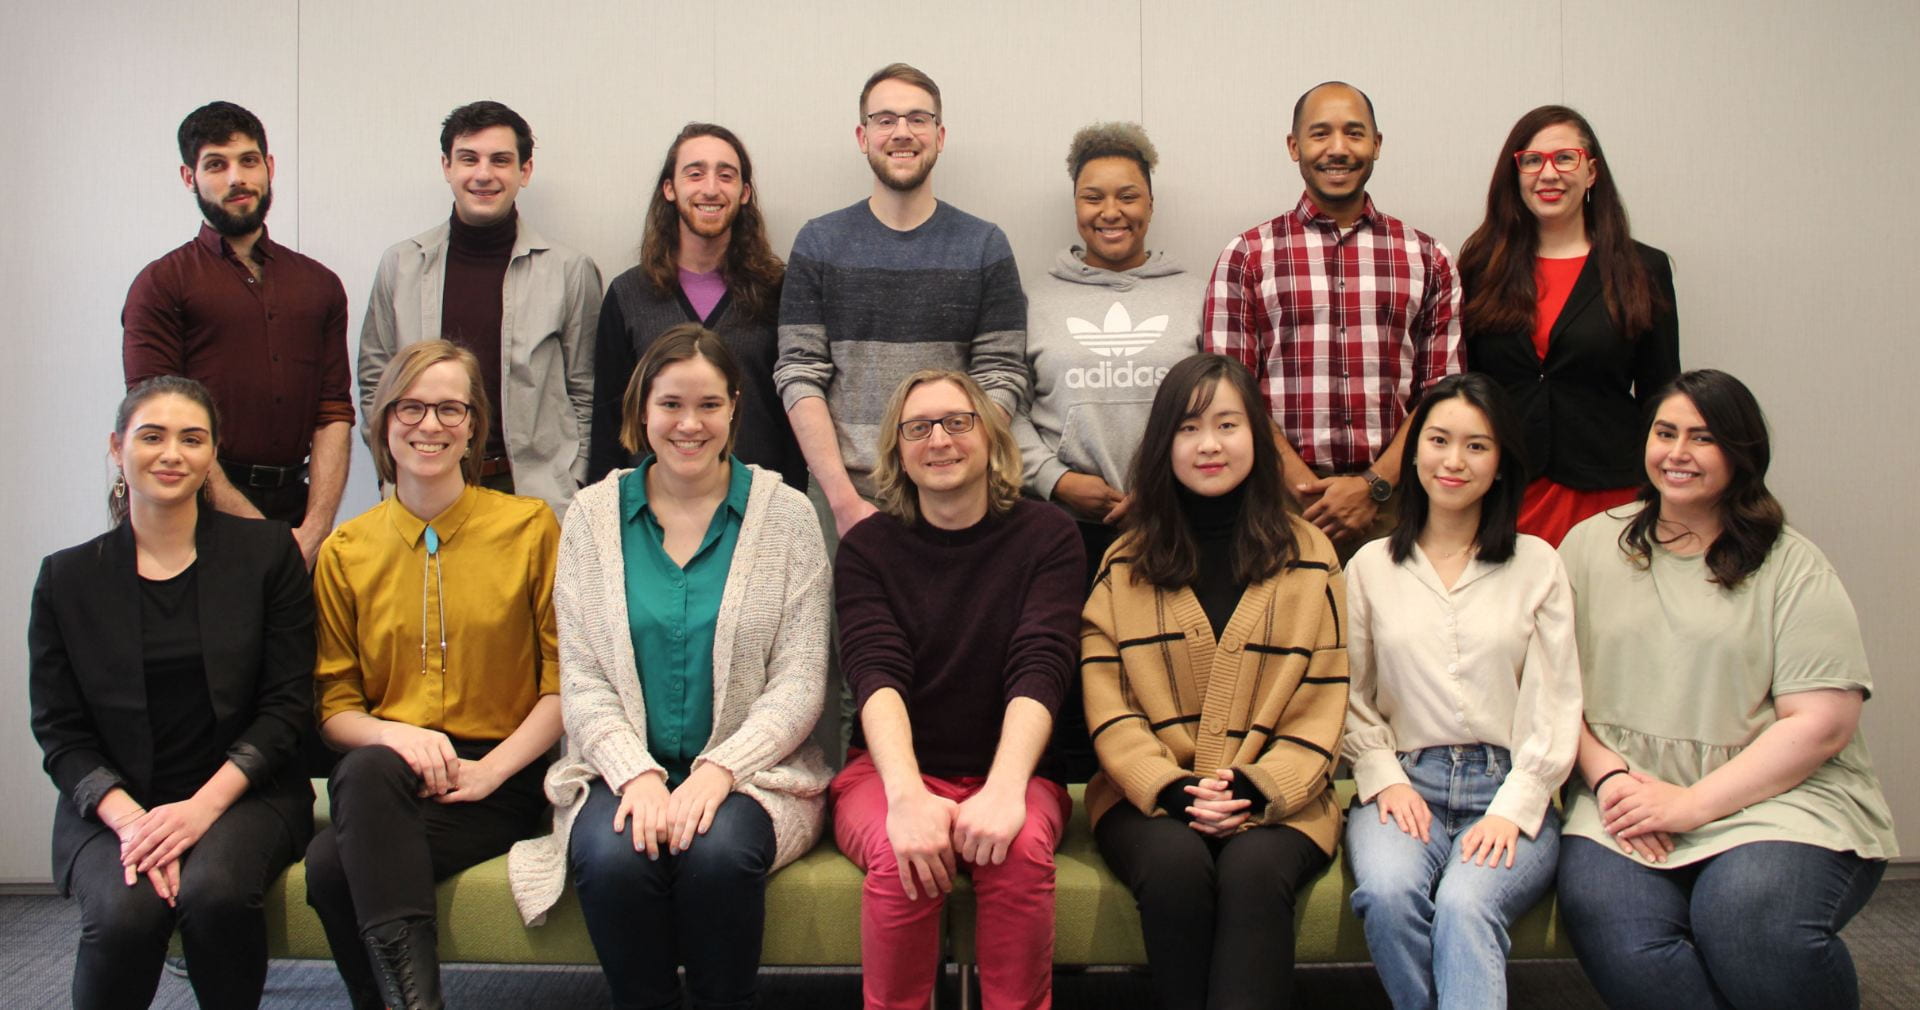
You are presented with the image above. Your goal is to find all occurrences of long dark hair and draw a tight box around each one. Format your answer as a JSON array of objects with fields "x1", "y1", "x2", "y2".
[
  {"x1": 639, "y1": 123, "x2": 784, "y2": 323},
  {"x1": 1457, "y1": 105, "x2": 1663, "y2": 339},
  {"x1": 110, "y1": 376, "x2": 221, "y2": 526},
  {"x1": 1619, "y1": 369, "x2": 1783, "y2": 588},
  {"x1": 1122, "y1": 354, "x2": 1296, "y2": 588},
  {"x1": 1387, "y1": 373, "x2": 1528, "y2": 564}
]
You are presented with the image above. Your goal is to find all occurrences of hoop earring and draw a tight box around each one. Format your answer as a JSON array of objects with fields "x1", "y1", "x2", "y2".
[{"x1": 112, "y1": 474, "x2": 127, "y2": 500}]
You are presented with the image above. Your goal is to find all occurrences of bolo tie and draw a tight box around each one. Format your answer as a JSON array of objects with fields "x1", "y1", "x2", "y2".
[{"x1": 421, "y1": 526, "x2": 448, "y2": 679}]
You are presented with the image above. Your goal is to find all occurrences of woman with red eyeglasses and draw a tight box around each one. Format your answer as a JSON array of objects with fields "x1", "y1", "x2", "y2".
[{"x1": 1456, "y1": 106, "x2": 1679, "y2": 546}]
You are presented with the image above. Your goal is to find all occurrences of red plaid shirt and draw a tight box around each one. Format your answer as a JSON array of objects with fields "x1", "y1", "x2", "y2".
[{"x1": 1203, "y1": 194, "x2": 1463, "y2": 473}]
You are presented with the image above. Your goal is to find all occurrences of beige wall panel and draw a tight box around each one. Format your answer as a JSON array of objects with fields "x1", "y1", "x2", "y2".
[
  {"x1": 1140, "y1": 0, "x2": 1563, "y2": 270},
  {"x1": 712, "y1": 0, "x2": 1146, "y2": 286},
  {"x1": 1565, "y1": 0, "x2": 1920, "y2": 857},
  {"x1": 0, "y1": 0, "x2": 302, "y2": 882}
]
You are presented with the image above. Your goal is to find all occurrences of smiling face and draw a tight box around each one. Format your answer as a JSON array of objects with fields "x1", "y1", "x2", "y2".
[
  {"x1": 1287, "y1": 84, "x2": 1380, "y2": 217},
  {"x1": 386, "y1": 359, "x2": 474, "y2": 488},
  {"x1": 442, "y1": 125, "x2": 531, "y2": 226},
  {"x1": 1075, "y1": 156, "x2": 1153, "y2": 272},
  {"x1": 1171, "y1": 378, "x2": 1255, "y2": 497},
  {"x1": 111, "y1": 393, "x2": 216, "y2": 510},
  {"x1": 857, "y1": 78, "x2": 945, "y2": 193},
  {"x1": 1645, "y1": 392, "x2": 1729, "y2": 521},
  {"x1": 1415, "y1": 396, "x2": 1499, "y2": 522},
  {"x1": 644, "y1": 354, "x2": 736, "y2": 479},
  {"x1": 665, "y1": 134, "x2": 749, "y2": 242},
  {"x1": 183, "y1": 133, "x2": 274, "y2": 237},
  {"x1": 1518, "y1": 121, "x2": 1597, "y2": 229},
  {"x1": 898, "y1": 378, "x2": 988, "y2": 500}
]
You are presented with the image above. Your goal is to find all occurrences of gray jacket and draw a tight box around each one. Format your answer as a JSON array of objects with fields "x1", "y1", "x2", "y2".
[{"x1": 357, "y1": 218, "x2": 601, "y2": 516}]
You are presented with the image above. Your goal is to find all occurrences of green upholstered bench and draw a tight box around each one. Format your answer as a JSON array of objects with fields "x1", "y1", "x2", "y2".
[
  {"x1": 946, "y1": 781, "x2": 1572, "y2": 966},
  {"x1": 246, "y1": 780, "x2": 1568, "y2": 981}
]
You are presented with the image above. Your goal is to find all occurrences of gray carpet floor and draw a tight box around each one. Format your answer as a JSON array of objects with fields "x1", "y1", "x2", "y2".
[{"x1": 1, "y1": 878, "x2": 1914, "y2": 1007}]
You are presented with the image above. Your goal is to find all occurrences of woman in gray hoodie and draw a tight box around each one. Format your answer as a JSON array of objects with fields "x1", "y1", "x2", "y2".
[{"x1": 1013, "y1": 122, "x2": 1205, "y2": 780}]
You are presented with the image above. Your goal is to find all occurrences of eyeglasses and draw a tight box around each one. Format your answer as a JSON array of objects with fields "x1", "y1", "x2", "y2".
[
  {"x1": 898, "y1": 412, "x2": 977, "y2": 441},
  {"x1": 864, "y1": 110, "x2": 940, "y2": 137},
  {"x1": 1513, "y1": 148, "x2": 1591, "y2": 174},
  {"x1": 392, "y1": 399, "x2": 472, "y2": 426}
]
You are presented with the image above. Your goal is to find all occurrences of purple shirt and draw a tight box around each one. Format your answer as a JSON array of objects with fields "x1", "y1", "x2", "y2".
[
  {"x1": 836, "y1": 499, "x2": 1084, "y2": 779},
  {"x1": 679, "y1": 268, "x2": 727, "y2": 322}
]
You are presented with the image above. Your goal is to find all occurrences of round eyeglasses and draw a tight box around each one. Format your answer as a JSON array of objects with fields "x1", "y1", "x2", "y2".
[
  {"x1": 392, "y1": 399, "x2": 472, "y2": 426},
  {"x1": 898, "y1": 411, "x2": 978, "y2": 441}
]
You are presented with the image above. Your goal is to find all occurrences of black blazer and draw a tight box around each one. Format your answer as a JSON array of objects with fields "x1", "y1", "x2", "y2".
[
  {"x1": 1465, "y1": 241, "x2": 1680, "y2": 489},
  {"x1": 28, "y1": 509, "x2": 315, "y2": 892}
]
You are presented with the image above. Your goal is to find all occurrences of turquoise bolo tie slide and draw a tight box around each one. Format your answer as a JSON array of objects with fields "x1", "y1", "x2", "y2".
[{"x1": 424, "y1": 527, "x2": 440, "y2": 554}]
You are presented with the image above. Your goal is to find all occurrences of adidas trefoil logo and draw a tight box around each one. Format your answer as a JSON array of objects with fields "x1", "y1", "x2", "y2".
[{"x1": 1067, "y1": 303, "x2": 1170, "y2": 358}]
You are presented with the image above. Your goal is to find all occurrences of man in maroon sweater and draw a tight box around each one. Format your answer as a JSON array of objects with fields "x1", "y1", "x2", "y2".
[{"x1": 830, "y1": 370, "x2": 1083, "y2": 1010}]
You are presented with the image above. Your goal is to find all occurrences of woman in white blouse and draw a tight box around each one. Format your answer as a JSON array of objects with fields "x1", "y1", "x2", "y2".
[{"x1": 1341, "y1": 372, "x2": 1583, "y2": 1010}]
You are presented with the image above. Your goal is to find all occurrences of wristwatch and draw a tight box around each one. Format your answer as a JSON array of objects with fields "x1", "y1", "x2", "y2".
[{"x1": 1361, "y1": 470, "x2": 1392, "y2": 503}]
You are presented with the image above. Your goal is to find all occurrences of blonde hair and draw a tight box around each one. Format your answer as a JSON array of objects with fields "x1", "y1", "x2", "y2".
[
  {"x1": 870, "y1": 370, "x2": 1022, "y2": 525},
  {"x1": 367, "y1": 340, "x2": 491, "y2": 486}
]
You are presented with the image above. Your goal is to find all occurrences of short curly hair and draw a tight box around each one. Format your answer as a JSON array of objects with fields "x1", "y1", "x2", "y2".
[{"x1": 1066, "y1": 121, "x2": 1158, "y2": 190}]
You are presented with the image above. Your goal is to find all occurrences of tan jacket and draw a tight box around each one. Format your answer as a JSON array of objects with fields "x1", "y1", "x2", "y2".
[{"x1": 1081, "y1": 516, "x2": 1349, "y2": 855}]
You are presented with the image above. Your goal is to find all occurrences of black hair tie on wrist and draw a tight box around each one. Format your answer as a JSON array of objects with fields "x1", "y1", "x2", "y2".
[{"x1": 1592, "y1": 767, "x2": 1631, "y2": 793}]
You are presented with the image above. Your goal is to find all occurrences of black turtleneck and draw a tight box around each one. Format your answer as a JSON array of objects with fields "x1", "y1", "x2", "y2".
[
  {"x1": 443, "y1": 206, "x2": 516, "y2": 457},
  {"x1": 1178, "y1": 480, "x2": 1251, "y2": 640}
]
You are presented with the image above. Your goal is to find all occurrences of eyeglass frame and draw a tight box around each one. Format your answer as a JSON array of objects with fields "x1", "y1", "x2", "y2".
[
  {"x1": 391, "y1": 398, "x2": 473, "y2": 426},
  {"x1": 864, "y1": 109, "x2": 941, "y2": 137},
  {"x1": 897, "y1": 411, "x2": 978, "y2": 441},
  {"x1": 1513, "y1": 147, "x2": 1592, "y2": 174}
]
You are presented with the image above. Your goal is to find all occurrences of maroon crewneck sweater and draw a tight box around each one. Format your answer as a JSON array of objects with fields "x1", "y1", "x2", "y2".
[
  {"x1": 835, "y1": 498, "x2": 1085, "y2": 781},
  {"x1": 442, "y1": 207, "x2": 514, "y2": 458}
]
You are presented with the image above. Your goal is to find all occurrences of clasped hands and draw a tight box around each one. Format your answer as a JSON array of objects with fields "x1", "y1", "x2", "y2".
[
  {"x1": 110, "y1": 796, "x2": 221, "y2": 907},
  {"x1": 1597, "y1": 770, "x2": 1706, "y2": 863},
  {"x1": 885, "y1": 781, "x2": 1030, "y2": 901},
  {"x1": 613, "y1": 763, "x2": 736, "y2": 860}
]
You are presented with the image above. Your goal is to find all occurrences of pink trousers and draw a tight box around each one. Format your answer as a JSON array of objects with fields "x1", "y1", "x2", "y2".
[{"x1": 831, "y1": 750, "x2": 1071, "y2": 1010}]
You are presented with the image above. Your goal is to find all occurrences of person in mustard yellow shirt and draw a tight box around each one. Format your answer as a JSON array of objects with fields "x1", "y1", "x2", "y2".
[{"x1": 304, "y1": 340, "x2": 561, "y2": 1010}]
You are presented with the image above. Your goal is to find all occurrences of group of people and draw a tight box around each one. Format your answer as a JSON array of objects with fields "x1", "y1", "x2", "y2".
[{"x1": 26, "y1": 59, "x2": 1897, "y2": 1010}]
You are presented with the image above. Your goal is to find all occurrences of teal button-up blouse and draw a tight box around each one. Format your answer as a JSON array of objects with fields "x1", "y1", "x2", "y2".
[{"x1": 619, "y1": 457, "x2": 749, "y2": 786}]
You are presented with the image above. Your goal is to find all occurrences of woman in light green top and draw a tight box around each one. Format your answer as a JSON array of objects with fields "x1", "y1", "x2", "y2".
[{"x1": 1556, "y1": 369, "x2": 1895, "y2": 1010}]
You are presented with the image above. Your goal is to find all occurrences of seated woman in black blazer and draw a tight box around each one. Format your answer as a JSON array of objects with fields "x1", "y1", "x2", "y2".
[
  {"x1": 28, "y1": 376, "x2": 315, "y2": 1010},
  {"x1": 1457, "y1": 105, "x2": 1679, "y2": 546}
]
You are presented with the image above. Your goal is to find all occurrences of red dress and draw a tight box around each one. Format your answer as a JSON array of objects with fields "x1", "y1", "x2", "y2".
[{"x1": 1517, "y1": 255, "x2": 1637, "y2": 545}]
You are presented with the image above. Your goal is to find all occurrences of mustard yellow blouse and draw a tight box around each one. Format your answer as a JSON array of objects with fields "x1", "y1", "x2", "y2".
[{"x1": 315, "y1": 486, "x2": 560, "y2": 740}]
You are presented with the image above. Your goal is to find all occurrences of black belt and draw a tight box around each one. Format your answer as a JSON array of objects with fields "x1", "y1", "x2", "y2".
[{"x1": 221, "y1": 458, "x2": 309, "y2": 489}]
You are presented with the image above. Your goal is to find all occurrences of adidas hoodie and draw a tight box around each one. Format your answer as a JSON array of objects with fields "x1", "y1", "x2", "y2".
[{"x1": 1012, "y1": 247, "x2": 1205, "y2": 497}]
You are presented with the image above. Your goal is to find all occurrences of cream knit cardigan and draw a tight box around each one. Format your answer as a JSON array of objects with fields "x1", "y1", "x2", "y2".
[{"x1": 508, "y1": 464, "x2": 832, "y2": 924}]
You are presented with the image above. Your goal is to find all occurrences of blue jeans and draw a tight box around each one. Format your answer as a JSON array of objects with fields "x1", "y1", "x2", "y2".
[
  {"x1": 1346, "y1": 745, "x2": 1560, "y2": 1010},
  {"x1": 569, "y1": 782, "x2": 776, "y2": 1010},
  {"x1": 1558, "y1": 836, "x2": 1885, "y2": 1010}
]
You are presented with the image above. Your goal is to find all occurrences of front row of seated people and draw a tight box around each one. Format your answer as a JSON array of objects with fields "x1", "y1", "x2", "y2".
[{"x1": 30, "y1": 335, "x2": 1896, "y2": 1009}]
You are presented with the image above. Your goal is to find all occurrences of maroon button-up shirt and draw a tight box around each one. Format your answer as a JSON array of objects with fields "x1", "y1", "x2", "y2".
[{"x1": 123, "y1": 223, "x2": 353, "y2": 465}]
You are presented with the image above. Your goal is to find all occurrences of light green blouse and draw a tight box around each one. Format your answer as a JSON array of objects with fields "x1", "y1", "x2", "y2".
[{"x1": 1558, "y1": 506, "x2": 1897, "y2": 867}]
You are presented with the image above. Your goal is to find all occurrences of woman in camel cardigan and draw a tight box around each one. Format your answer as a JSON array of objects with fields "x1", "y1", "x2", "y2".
[
  {"x1": 509, "y1": 325, "x2": 831, "y2": 1010},
  {"x1": 1082, "y1": 354, "x2": 1348, "y2": 1010}
]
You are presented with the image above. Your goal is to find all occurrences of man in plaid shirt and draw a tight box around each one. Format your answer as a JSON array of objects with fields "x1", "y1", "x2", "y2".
[{"x1": 1203, "y1": 82, "x2": 1463, "y2": 559}]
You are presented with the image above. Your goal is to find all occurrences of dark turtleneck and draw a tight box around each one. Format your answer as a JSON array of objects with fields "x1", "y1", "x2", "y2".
[
  {"x1": 1178, "y1": 480, "x2": 1251, "y2": 640},
  {"x1": 443, "y1": 205, "x2": 516, "y2": 457}
]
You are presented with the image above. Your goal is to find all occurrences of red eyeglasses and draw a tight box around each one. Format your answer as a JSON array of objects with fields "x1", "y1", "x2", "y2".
[{"x1": 1514, "y1": 148, "x2": 1591, "y2": 174}]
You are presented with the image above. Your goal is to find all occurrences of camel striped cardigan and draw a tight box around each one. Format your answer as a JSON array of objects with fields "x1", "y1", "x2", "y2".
[{"x1": 1081, "y1": 516, "x2": 1349, "y2": 855}]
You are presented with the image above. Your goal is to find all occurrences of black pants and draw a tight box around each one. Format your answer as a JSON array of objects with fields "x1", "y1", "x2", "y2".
[
  {"x1": 1096, "y1": 804, "x2": 1330, "y2": 1010},
  {"x1": 304, "y1": 742, "x2": 547, "y2": 997},
  {"x1": 67, "y1": 793, "x2": 297, "y2": 1010},
  {"x1": 570, "y1": 782, "x2": 777, "y2": 1010}
]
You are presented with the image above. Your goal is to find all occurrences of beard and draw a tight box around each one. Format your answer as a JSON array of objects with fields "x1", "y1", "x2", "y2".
[
  {"x1": 676, "y1": 198, "x2": 738, "y2": 240},
  {"x1": 197, "y1": 184, "x2": 273, "y2": 237},
  {"x1": 866, "y1": 144, "x2": 938, "y2": 193}
]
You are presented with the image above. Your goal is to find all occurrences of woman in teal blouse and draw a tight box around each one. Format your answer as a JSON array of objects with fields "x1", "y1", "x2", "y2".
[{"x1": 507, "y1": 324, "x2": 831, "y2": 1010}]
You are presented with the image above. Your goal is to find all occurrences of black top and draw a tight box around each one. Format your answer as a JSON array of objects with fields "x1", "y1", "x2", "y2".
[
  {"x1": 1464, "y1": 242, "x2": 1680, "y2": 489},
  {"x1": 591, "y1": 265, "x2": 807, "y2": 490},
  {"x1": 444, "y1": 206, "x2": 517, "y2": 458},
  {"x1": 140, "y1": 564, "x2": 222, "y2": 804},
  {"x1": 1179, "y1": 482, "x2": 1251, "y2": 639}
]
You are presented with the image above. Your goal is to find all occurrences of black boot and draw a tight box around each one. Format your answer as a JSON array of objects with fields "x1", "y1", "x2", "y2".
[{"x1": 361, "y1": 916, "x2": 445, "y2": 1010}]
